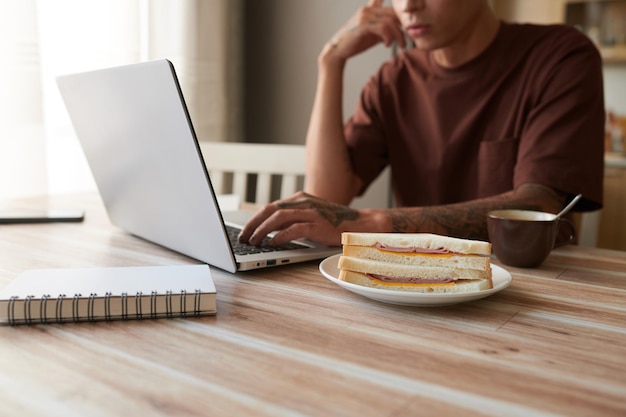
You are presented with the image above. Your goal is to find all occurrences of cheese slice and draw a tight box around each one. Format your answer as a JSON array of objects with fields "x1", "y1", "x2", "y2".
[{"x1": 369, "y1": 277, "x2": 456, "y2": 287}]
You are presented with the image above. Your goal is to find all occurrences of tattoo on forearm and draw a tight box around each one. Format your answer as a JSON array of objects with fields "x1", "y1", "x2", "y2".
[
  {"x1": 318, "y1": 205, "x2": 359, "y2": 227},
  {"x1": 389, "y1": 184, "x2": 565, "y2": 241},
  {"x1": 277, "y1": 196, "x2": 359, "y2": 227},
  {"x1": 390, "y1": 207, "x2": 492, "y2": 240}
]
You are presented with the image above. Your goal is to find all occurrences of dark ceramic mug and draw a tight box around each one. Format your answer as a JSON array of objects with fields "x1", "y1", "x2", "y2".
[{"x1": 487, "y1": 209, "x2": 576, "y2": 268}]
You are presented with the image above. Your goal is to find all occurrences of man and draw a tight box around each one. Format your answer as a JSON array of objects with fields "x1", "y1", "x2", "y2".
[{"x1": 239, "y1": 0, "x2": 604, "y2": 247}]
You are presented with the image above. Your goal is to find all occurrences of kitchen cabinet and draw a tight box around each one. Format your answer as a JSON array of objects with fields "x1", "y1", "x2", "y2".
[
  {"x1": 493, "y1": 0, "x2": 626, "y2": 63},
  {"x1": 597, "y1": 157, "x2": 626, "y2": 250},
  {"x1": 564, "y1": 0, "x2": 626, "y2": 63}
]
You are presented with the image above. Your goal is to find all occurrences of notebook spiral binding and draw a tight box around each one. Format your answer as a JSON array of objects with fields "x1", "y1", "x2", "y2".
[{"x1": 6, "y1": 289, "x2": 203, "y2": 325}]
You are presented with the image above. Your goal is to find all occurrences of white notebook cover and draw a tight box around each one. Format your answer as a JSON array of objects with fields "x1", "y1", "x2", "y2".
[{"x1": 0, "y1": 264, "x2": 216, "y2": 325}]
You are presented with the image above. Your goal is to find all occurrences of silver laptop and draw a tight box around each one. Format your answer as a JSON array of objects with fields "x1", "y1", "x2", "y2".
[{"x1": 56, "y1": 59, "x2": 338, "y2": 273}]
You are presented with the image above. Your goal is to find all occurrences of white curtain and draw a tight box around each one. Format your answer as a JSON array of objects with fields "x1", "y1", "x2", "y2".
[
  {"x1": 0, "y1": 0, "x2": 242, "y2": 199},
  {"x1": 0, "y1": 0, "x2": 47, "y2": 199}
]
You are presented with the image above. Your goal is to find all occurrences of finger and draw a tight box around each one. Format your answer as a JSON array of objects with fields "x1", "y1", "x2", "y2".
[
  {"x1": 364, "y1": 11, "x2": 404, "y2": 47},
  {"x1": 395, "y1": 24, "x2": 407, "y2": 49},
  {"x1": 237, "y1": 203, "x2": 279, "y2": 243},
  {"x1": 239, "y1": 191, "x2": 313, "y2": 243},
  {"x1": 364, "y1": 23, "x2": 398, "y2": 47},
  {"x1": 240, "y1": 191, "x2": 316, "y2": 245},
  {"x1": 367, "y1": 0, "x2": 384, "y2": 7},
  {"x1": 381, "y1": 21, "x2": 406, "y2": 47},
  {"x1": 362, "y1": 6, "x2": 396, "y2": 22},
  {"x1": 247, "y1": 208, "x2": 320, "y2": 246}
]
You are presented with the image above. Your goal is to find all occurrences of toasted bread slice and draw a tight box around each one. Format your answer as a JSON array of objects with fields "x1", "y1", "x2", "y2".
[
  {"x1": 342, "y1": 245, "x2": 490, "y2": 270},
  {"x1": 338, "y1": 256, "x2": 492, "y2": 281},
  {"x1": 341, "y1": 232, "x2": 492, "y2": 255}
]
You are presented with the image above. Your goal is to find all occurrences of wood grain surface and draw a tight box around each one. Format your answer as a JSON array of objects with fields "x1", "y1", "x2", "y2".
[{"x1": 0, "y1": 193, "x2": 625, "y2": 417}]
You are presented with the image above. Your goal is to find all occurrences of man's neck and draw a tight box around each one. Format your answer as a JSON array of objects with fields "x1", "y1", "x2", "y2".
[{"x1": 432, "y1": 13, "x2": 501, "y2": 68}]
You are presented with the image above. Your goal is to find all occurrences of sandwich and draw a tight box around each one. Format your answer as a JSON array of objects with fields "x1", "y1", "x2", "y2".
[{"x1": 338, "y1": 232, "x2": 493, "y2": 293}]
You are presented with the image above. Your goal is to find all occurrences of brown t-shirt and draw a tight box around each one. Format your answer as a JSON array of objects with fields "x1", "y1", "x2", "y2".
[{"x1": 345, "y1": 22, "x2": 604, "y2": 211}]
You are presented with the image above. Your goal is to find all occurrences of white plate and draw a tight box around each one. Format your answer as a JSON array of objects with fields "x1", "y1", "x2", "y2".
[{"x1": 319, "y1": 254, "x2": 512, "y2": 307}]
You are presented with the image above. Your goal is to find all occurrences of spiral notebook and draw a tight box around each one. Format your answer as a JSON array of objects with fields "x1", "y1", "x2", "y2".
[{"x1": 0, "y1": 265, "x2": 216, "y2": 325}]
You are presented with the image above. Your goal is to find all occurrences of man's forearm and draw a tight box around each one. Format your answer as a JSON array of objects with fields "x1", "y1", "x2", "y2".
[
  {"x1": 304, "y1": 47, "x2": 359, "y2": 204},
  {"x1": 384, "y1": 184, "x2": 568, "y2": 240},
  {"x1": 240, "y1": 184, "x2": 568, "y2": 247}
]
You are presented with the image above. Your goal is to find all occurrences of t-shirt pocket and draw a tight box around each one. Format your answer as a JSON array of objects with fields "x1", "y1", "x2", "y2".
[{"x1": 478, "y1": 138, "x2": 520, "y2": 197}]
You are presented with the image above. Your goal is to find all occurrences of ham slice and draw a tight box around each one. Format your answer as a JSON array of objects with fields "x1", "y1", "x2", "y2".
[{"x1": 375, "y1": 242, "x2": 454, "y2": 254}]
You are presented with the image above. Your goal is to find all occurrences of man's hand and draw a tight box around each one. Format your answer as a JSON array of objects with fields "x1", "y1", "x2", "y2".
[
  {"x1": 324, "y1": 0, "x2": 406, "y2": 62},
  {"x1": 238, "y1": 192, "x2": 389, "y2": 247}
]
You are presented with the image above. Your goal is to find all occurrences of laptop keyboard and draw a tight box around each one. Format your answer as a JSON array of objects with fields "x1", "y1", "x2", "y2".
[{"x1": 226, "y1": 225, "x2": 307, "y2": 255}]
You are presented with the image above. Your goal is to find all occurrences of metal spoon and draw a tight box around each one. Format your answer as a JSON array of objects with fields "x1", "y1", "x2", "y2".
[{"x1": 556, "y1": 194, "x2": 582, "y2": 219}]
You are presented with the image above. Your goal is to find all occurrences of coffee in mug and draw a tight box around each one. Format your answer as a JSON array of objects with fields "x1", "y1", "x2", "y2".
[{"x1": 487, "y1": 209, "x2": 576, "y2": 268}]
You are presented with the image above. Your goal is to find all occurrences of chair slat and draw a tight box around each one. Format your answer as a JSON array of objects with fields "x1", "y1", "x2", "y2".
[
  {"x1": 232, "y1": 172, "x2": 247, "y2": 201},
  {"x1": 200, "y1": 142, "x2": 391, "y2": 209},
  {"x1": 280, "y1": 175, "x2": 298, "y2": 199},
  {"x1": 256, "y1": 173, "x2": 272, "y2": 205},
  {"x1": 210, "y1": 170, "x2": 226, "y2": 194}
]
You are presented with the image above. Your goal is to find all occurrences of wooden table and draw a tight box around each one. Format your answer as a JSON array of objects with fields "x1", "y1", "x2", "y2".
[{"x1": 1, "y1": 193, "x2": 625, "y2": 417}]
